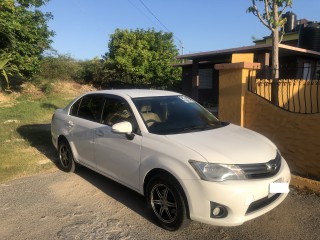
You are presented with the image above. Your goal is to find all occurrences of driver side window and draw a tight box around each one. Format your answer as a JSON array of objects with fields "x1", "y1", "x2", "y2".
[{"x1": 101, "y1": 97, "x2": 136, "y2": 128}]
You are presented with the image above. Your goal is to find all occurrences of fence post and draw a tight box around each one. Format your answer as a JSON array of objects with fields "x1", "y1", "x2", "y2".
[{"x1": 215, "y1": 62, "x2": 261, "y2": 126}]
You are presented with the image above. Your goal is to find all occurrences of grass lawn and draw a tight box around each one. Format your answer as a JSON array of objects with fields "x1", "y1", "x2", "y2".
[{"x1": 0, "y1": 81, "x2": 94, "y2": 183}]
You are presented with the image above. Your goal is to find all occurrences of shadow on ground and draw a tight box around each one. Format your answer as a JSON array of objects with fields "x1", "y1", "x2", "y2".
[
  {"x1": 75, "y1": 167, "x2": 153, "y2": 223},
  {"x1": 41, "y1": 103, "x2": 60, "y2": 110},
  {"x1": 17, "y1": 124, "x2": 153, "y2": 224},
  {"x1": 17, "y1": 124, "x2": 58, "y2": 163}
]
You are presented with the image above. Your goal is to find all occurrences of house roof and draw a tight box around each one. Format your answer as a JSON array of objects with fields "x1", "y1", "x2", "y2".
[
  {"x1": 177, "y1": 44, "x2": 320, "y2": 62},
  {"x1": 254, "y1": 31, "x2": 299, "y2": 45}
]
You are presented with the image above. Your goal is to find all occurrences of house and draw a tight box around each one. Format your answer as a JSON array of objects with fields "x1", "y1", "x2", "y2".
[
  {"x1": 174, "y1": 12, "x2": 320, "y2": 180},
  {"x1": 176, "y1": 12, "x2": 320, "y2": 107}
]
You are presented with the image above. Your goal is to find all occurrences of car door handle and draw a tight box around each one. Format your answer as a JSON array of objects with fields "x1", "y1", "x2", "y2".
[
  {"x1": 95, "y1": 129, "x2": 104, "y2": 137},
  {"x1": 66, "y1": 120, "x2": 74, "y2": 127}
]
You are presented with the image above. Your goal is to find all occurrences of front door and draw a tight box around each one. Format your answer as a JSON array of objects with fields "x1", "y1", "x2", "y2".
[{"x1": 94, "y1": 96, "x2": 142, "y2": 191}]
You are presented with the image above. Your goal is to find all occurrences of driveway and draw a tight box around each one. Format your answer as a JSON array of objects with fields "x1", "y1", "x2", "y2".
[{"x1": 0, "y1": 168, "x2": 319, "y2": 240}]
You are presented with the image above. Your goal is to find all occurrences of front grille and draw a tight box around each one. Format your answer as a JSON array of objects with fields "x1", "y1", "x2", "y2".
[
  {"x1": 246, "y1": 193, "x2": 281, "y2": 215},
  {"x1": 238, "y1": 152, "x2": 282, "y2": 179}
]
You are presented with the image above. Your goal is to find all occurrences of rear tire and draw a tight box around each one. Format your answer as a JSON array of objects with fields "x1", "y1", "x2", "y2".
[
  {"x1": 146, "y1": 174, "x2": 189, "y2": 231},
  {"x1": 58, "y1": 139, "x2": 76, "y2": 172}
]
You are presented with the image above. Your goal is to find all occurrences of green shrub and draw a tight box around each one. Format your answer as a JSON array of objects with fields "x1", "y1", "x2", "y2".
[{"x1": 38, "y1": 54, "x2": 82, "y2": 81}]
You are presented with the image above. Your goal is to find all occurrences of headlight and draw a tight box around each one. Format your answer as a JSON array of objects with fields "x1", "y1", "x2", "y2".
[{"x1": 189, "y1": 160, "x2": 247, "y2": 182}]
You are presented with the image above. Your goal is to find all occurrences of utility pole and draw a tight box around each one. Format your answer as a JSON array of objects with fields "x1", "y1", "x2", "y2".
[{"x1": 179, "y1": 40, "x2": 184, "y2": 63}]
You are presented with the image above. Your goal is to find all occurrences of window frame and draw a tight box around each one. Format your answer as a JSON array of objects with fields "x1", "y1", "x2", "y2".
[
  {"x1": 68, "y1": 93, "x2": 140, "y2": 134},
  {"x1": 69, "y1": 94, "x2": 106, "y2": 123},
  {"x1": 100, "y1": 94, "x2": 140, "y2": 134}
]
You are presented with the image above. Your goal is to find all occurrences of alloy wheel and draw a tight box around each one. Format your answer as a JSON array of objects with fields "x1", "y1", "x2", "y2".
[
  {"x1": 150, "y1": 183, "x2": 178, "y2": 223},
  {"x1": 59, "y1": 145, "x2": 71, "y2": 168}
]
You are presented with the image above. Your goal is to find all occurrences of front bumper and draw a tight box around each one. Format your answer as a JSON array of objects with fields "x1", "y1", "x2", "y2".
[{"x1": 181, "y1": 158, "x2": 291, "y2": 226}]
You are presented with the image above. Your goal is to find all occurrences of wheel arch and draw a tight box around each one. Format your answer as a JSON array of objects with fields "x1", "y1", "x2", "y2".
[
  {"x1": 57, "y1": 135, "x2": 69, "y2": 146},
  {"x1": 57, "y1": 135, "x2": 79, "y2": 161},
  {"x1": 143, "y1": 168, "x2": 190, "y2": 219}
]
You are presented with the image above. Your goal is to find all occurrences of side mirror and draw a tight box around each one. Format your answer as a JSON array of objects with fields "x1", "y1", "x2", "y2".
[{"x1": 112, "y1": 121, "x2": 133, "y2": 134}]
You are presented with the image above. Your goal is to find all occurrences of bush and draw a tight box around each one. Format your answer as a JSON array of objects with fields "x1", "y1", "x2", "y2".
[
  {"x1": 38, "y1": 54, "x2": 82, "y2": 81},
  {"x1": 79, "y1": 57, "x2": 106, "y2": 84}
]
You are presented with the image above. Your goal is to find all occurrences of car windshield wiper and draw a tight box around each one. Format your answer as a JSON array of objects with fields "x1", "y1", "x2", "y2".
[
  {"x1": 151, "y1": 122, "x2": 224, "y2": 135},
  {"x1": 151, "y1": 126, "x2": 206, "y2": 135},
  {"x1": 181, "y1": 123, "x2": 220, "y2": 133}
]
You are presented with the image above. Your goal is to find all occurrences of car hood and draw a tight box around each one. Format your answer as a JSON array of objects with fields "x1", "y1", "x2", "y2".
[{"x1": 165, "y1": 124, "x2": 277, "y2": 164}]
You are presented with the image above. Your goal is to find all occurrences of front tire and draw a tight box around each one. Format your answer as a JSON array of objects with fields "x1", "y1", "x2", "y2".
[
  {"x1": 146, "y1": 174, "x2": 189, "y2": 231},
  {"x1": 58, "y1": 139, "x2": 76, "y2": 172}
]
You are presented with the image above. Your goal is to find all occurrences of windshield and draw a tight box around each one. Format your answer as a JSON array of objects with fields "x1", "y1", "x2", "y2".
[{"x1": 132, "y1": 95, "x2": 223, "y2": 135}]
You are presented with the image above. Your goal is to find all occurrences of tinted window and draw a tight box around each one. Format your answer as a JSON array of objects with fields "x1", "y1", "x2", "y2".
[
  {"x1": 70, "y1": 98, "x2": 81, "y2": 116},
  {"x1": 74, "y1": 94, "x2": 105, "y2": 122},
  {"x1": 101, "y1": 97, "x2": 133, "y2": 126}
]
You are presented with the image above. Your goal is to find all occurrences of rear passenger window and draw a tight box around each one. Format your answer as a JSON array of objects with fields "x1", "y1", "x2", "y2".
[
  {"x1": 70, "y1": 98, "x2": 81, "y2": 116},
  {"x1": 72, "y1": 94, "x2": 105, "y2": 122}
]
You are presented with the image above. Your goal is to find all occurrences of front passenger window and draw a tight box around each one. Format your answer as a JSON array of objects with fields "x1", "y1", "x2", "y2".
[{"x1": 102, "y1": 98, "x2": 132, "y2": 126}]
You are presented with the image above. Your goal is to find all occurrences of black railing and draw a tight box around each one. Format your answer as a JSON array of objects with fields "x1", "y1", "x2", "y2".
[{"x1": 248, "y1": 67, "x2": 320, "y2": 114}]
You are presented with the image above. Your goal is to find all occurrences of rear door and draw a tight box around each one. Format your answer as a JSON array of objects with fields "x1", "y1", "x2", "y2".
[{"x1": 66, "y1": 94, "x2": 105, "y2": 169}]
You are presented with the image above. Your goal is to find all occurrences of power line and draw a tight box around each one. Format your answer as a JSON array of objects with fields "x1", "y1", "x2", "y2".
[
  {"x1": 126, "y1": 0, "x2": 162, "y2": 30},
  {"x1": 138, "y1": 0, "x2": 184, "y2": 53},
  {"x1": 127, "y1": 0, "x2": 185, "y2": 55},
  {"x1": 138, "y1": 0, "x2": 182, "y2": 42},
  {"x1": 138, "y1": 0, "x2": 171, "y2": 33}
]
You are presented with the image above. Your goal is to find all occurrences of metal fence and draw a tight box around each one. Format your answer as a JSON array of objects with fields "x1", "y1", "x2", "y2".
[{"x1": 248, "y1": 68, "x2": 320, "y2": 114}]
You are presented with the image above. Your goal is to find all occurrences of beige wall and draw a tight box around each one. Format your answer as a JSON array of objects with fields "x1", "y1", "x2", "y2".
[
  {"x1": 245, "y1": 91, "x2": 320, "y2": 179},
  {"x1": 215, "y1": 62, "x2": 260, "y2": 126},
  {"x1": 216, "y1": 59, "x2": 320, "y2": 180},
  {"x1": 231, "y1": 53, "x2": 254, "y2": 63},
  {"x1": 217, "y1": 68, "x2": 245, "y2": 125}
]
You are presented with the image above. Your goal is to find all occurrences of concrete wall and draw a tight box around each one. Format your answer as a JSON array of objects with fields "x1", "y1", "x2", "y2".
[
  {"x1": 215, "y1": 57, "x2": 320, "y2": 180},
  {"x1": 216, "y1": 67, "x2": 246, "y2": 125},
  {"x1": 245, "y1": 92, "x2": 320, "y2": 179},
  {"x1": 215, "y1": 62, "x2": 260, "y2": 126}
]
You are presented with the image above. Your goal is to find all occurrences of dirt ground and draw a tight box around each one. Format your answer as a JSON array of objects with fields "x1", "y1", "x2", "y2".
[{"x1": 1, "y1": 167, "x2": 319, "y2": 240}]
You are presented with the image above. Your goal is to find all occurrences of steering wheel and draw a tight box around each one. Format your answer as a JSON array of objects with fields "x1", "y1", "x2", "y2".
[{"x1": 145, "y1": 119, "x2": 157, "y2": 127}]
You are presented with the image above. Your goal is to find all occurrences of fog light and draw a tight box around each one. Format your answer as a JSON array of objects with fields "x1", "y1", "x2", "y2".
[
  {"x1": 210, "y1": 202, "x2": 228, "y2": 218},
  {"x1": 212, "y1": 207, "x2": 221, "y2": 216}
]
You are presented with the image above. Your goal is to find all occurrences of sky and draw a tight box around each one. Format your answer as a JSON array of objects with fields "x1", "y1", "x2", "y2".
[{"x1": 40, "y1": 0, "x2": 320, "y2": 60}]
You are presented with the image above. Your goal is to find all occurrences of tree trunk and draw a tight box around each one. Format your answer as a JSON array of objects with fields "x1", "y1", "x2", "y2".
[{"x1": 271, "y1": 2, "x2": 280, "y2": 105}]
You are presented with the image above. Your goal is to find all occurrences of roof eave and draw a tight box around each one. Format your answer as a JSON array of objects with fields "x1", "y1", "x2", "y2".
[{"x1": 177, "y1": 44, "x2": 320, "y2": 60}]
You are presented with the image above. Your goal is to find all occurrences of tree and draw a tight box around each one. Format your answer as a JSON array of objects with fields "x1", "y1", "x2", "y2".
[
  {"x1": 247, "y1": 0, "x2": 292, "y2": 104},
  {"x1": 104, "y1": 28, "x2": 181, "y2": 88},
  {"x1": 0, "y1": 0, "x2": 54, "y2": 88},
  {"x1": 0, "y1": 23, "x2": 19, "y2": 90},
  {"x1": 0, "y1": 52, "x2": 20, "y2": 91}
]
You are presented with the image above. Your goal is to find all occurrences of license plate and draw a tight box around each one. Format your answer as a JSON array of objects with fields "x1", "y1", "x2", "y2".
[{"x1": 269, "y1": 179, "x2": 289, "y2": 194}]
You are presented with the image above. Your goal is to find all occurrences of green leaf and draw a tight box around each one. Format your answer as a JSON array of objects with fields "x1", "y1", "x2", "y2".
[
  {"x1": 104, "y1": 28, "x2": 181, "y2": 87},
  {"x1": 0, "y1": 58, "x2": 10, "y2": 69},
  {"x1": 1, "y1": 69, "x2": 9, "y2": 89},
  {"x1": 0, "y1": 0, "x2": 54, "y2": 80}
]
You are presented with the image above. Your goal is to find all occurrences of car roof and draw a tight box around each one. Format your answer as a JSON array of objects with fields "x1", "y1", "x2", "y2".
[{"x1": 86, "y1": 89, "x2": 181, "y2": 99}]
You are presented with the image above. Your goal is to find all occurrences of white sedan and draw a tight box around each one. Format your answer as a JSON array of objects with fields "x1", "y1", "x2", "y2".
[{"x1": 51, "y1": 89, "x2": 290, "y2": 231}]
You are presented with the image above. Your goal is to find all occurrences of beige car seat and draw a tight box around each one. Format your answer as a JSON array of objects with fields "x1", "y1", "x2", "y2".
[{"x1": 140, "y1": 105, "x2": 161, "y2": 127}]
